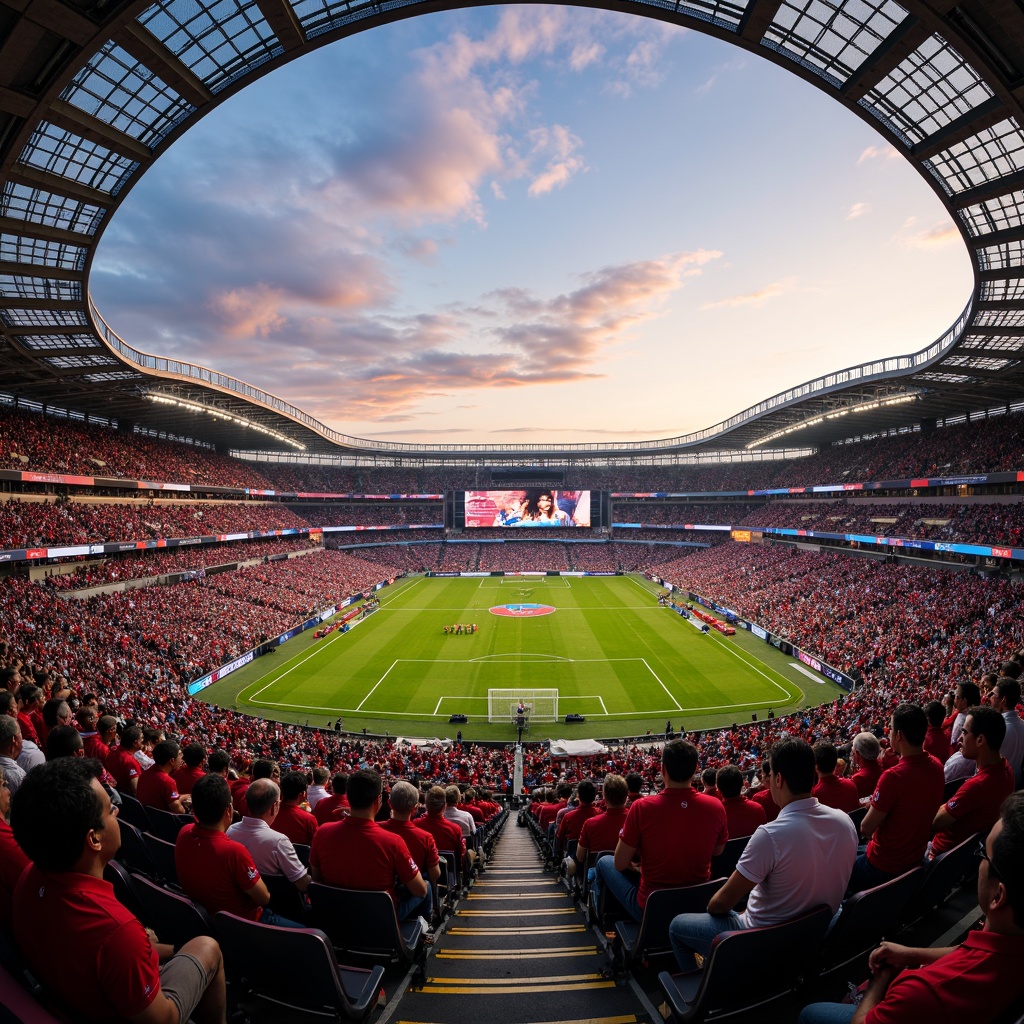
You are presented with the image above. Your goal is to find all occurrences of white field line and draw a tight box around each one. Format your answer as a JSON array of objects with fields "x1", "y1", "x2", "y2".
[
  {"x1": 641, "y1": 658, "x2": 682, "y2": 712},
  {"x1": 354, "y1": 660, "x2": 400, "y2": 712}
]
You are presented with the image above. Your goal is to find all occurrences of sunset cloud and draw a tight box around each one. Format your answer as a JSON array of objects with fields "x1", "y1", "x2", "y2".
[{"x1": 700, "y1": 277, "x2": 798, "y2": 310}]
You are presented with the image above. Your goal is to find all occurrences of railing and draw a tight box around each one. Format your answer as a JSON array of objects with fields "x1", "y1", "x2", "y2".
[{"x1": 89, "y1": 292, "x2": 975, "y2": 456}]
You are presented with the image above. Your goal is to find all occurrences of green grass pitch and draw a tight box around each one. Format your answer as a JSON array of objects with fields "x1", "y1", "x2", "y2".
[{"x1": 204, "y1": 574, "x2": 845, "y2": 740}]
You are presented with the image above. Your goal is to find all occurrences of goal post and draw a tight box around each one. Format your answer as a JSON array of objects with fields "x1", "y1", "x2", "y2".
[{"x1": 487, "y1": 688, "x2": 559, "y2": 723}]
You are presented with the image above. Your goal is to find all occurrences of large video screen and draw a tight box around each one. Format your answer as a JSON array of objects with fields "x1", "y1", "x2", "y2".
[{"x1": 464, "y1": 489, "x2": 592, "y2": 528}]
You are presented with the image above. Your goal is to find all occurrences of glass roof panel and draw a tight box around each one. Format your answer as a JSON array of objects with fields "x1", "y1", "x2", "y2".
[
  {"x1": 959, "y1": 189, "x2": 1024, "y2": 238},
  {"x1": 763, "y1": 0, "x2": 908, "y2": 86},
  {"x1": 0, "y1": 276, "x2": 83, "y2": 300},
  {"x1": 19, "y1": 123, "x2": 138, "y2": 196},
  {"x1": 0, "y1": 308, "x2": 90, "y2": 327},
  {"x1": 1, "y1": 184, "x2": 104, "y2": 235},
  {"x1": 62, "y1": 40, "x2": 196, "y2": 146},
  {"x1": 927, "y1": 119, "x2": 1024, "y2": 195},
  {"x1": 979, "y1": 277, "x2": 1024, "y2": 302},
  {"x1": 0, "y1": 234, "x2": 87, "y2": 271},
  {"x1": 859, "y1": 34, "x2": 992, "y2": 145}
]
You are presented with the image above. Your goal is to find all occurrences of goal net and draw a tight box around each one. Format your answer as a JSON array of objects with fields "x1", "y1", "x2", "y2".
[{"x1": 487, "y1": 688, "x2": 559, "y2": 723}]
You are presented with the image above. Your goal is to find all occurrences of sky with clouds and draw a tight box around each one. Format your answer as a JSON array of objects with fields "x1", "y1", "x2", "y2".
[{"x1": 91, "y1": 5, "x2": 972, "y2": 445}]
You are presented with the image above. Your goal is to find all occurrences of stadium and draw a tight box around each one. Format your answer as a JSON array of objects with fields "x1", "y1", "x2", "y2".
[{"x1": 1, "y1": 1, "x2": 1024, "y2": 1023}]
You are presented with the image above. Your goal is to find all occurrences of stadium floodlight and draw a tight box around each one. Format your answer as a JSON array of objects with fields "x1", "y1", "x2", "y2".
[{"x1": 487, "y1": 688, "x2": 558, "y2": 723}]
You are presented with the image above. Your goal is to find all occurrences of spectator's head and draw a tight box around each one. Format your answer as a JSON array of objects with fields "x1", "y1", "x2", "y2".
[
  {"x1": 280, "y1": 771, "x2": 308, "y2": 803},
  {"x1": 852, "y1": 730, "x2": 880, "y2": 764},
  {"x1": 557, "y1": 784, "x2": 572, "y2": 801},
  {"x1": 662, "y1": 739, "x2": 699, "y2": 784},
  {"x1": 76, "y1": 707, "x2": 98, "y2": 732},
  {"x1": 0, "y1": 691, "x2": 13, "y2": 719},
  {"x1": 330, "y1": 773, "x2": 347, "y2": 796},
  {"x1": 962, "y1": 705, "x2": 1007, "y2": 758},
  {"x1": 245, "y1": 778, "x2": 280, "y2": 820},
  {"x1": 890, "y1": 703, "x2": 927, "y2": 750},
  {"x1": 577, "y1": 779, "x2": 596, "y2": 805},
  {"x1": 769, "y1": 737, "x2": 816, "y2": 798},
  {"x1": 999, "y1": 661, "x2": 1021, "y2": 681},
  {"x1": 956, "y1": 682, "x2": 981, "y2": 709},
  {"x1": 119, "y1": 725, "x2": 143, "y2": 752},
  {"x1": 716, "y1": 765, "x2": 744, "y2": 799},
  {"x1": 625, "y1": 773, "x2": 643, "y2": 796},
  {"x1": 813, "y1": 741, "x2": 839, "y2": 776},
  {"x1": 602, "y1": 774, "x2": 627, "y2": 808},
  {"x1": 16, "y1": 683, "x2": 42, "y2": 711},
  {"x1": 41, "y1": 698, "x2": 72, "y2": 730},
  {"x1": 425, "y1": 785, "x2": 447, "y2": 814},
  {"x1": 924, "y1": 701, "x2": 946, "y2": 728},
  {"x1": 46, "y1": 725, "x2": 84, "y2": 760},
  {"x1": 389, "y1": 780, "x2": 419, "y2": 819},
  {"x1": 152, "y1": 739, "x2": 181, "y2": 770},
  {"x1": 986, "y1": 792, "x2": 1024, "y2": 930},
  {"x1": 701, "y1": 767, "x2": 718, "y2": 790},
  {"x1": 10, "y1": 758, "x2": 115, "y2": 872},
  {"x1": 0, "y1": 716, "x2": 21, "y2": 761},
  {"x1": 207, "y1": 748, "x2": 230, "y2": 775},
  {"x1": 181, "y1": 742, "x2": 206, "y2": 769},
  {"x1": 991, "y1": 678, "x2": 1022, "y2": 712},
  {"x1": 445, "y1": 785, "x2": 461, "y2": 807},
  {"x1": 190, "y1": 773, "x2": 232, "y2": 828},
  {"x1": 347, "y1": 769, "x2": 382, "y2": 812},
  {"x1": 141, "y1": 728, "x2": 164, "y2": 751},
  {"x1": 251, "y1": 758, "x2": 279, "y2": 782},
  {"x1": 312, "y1": 766, "x2": 330, "y2": 787}
]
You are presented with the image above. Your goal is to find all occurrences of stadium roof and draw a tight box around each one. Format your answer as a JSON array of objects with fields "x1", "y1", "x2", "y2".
[{"x1": 2, "y1": 0, "x2": 1024, "y2": 462}]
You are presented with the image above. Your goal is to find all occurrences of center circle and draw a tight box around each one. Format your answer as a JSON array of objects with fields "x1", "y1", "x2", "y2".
[{"x1": 490, "y1": 604, "x2": 556, "y2": 617}]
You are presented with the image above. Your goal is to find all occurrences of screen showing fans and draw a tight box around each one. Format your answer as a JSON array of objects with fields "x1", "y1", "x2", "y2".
[{"x1": 464, "y1": 489, "x2": 591, "y2": 528}]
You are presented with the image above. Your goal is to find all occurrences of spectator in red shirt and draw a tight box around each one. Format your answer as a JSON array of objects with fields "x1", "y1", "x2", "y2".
[
  {"x1": 415, "y1": 784, "x2": 468, "y2": 872},
  {"x1": 849, "y1": 703, "x2": 945, "y2": 894},
  {"x1": 700, "y1": 768, "x2": 721, "y2": 800},
  {"x1": 136, "y1": 740, "x2": 187, "y2": 814},
  {"x1": 176, "y1": 773, "x2": 300, "y2": 928},
  {"x1": 748, "y1": 761, "x2": 781, "y2": 823},
  {"x1": 0, "y1": 764, "x2": 29, "y2": 933},
  {"x1": 273, "y1": 770, "x2": 319, "y2": 846},
  {"x1": 717, "y1": 765, "x2": 766, "y2": 838},
  {"x1": 172, "y1": 742, "x2": 207, "y2": 796},
  {"x1": 930, "y1": 706, "x2": 1015, "y2": 857},
  {"x1": 84, "y1": 715, "x2": 117, "y2": 763},
  {"x1": 10, "y1": 757, "x2": 227, "y2": 1024},
  {"x1": 849, "y1": 731, "x2": 883, "y2": 799},
  {"x1": 923, "y1": 701, "x2": 952, "y2": 764},
  {"x1": 105, "y1": 724, "x2": 143, "y2": 794},
  {"x1": 313, "y1": 772, "x2": 350, "y2": 824},
  {"x1": 310, "y1": 768, "x2": 428, "y2": 920},
  {"x1": 571, "y1": 773, "x2": 629, "y2": 881},
  {"x1": 625, "y1": 773, "x2": 645, "y2": 806},
  {"x1": 14, "y1": 683, "x2": 41, "y2": 745},
  {"x1": 812, "y1": 742, "x2": 861, "y2": 813},
  {"x1": 380, "y1": 780, "x2": 440, "y2": 890}
]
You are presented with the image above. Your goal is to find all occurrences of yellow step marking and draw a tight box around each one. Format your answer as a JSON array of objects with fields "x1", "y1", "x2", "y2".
[
  {"x1": 448, "y1": 926, "x2": 586, "y2": 935},
  {"x1": 426, "y1": 973, "x2": 605, "y2": 985},
  {"x1": 396, "y1": 1016, "x2": 636, "y2": 1024},
  {"x1": 434, "y1": 945, "x2": 597, "y2": 954},
  {"x1": 437, "y1": 949, "x2": 599, "y2": 960},
  {"x1": 417, "y1": 981, "x2": 616, "y2": 995},
  {"x1": 466, "y1": 892, "x2": 566, "y2": 900},
  {"x1": 455, "y1": 908, "x2": 577, "y2": 916}
]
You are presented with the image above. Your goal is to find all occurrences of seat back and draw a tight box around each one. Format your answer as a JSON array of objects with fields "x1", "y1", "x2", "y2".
[
  {"x1": 292, "y1": 842, "x2": 311, "y2": 867},
  {"x1": 116, "y1": 792, "x2": 149, "y2": 830},
  {"x1": 681, "y1": 905, "x2": 832, "y2": 1021},
  {"x1": 144, "y1": 806, "x2": 193, "y2": 843},
  {"x1": 214, "y1": 912, "x2": 384, "y2": 1021},
  {"x1": 263, "y1": 873, "x2": 308, "y2": 923},
  {"x1": 141, "y1": 832, "x2": 179, "y2": 886},
  {"x1": 817, "y1": 867, "x2": 923, "y2": 980},
  {"x1": 619, "y1": 879, "x2": 725, "y2": 962},
  {"x1": 131, "y1": 873, "x2": 213, "y2": 949},
  {"x1": 903, "y1": 832, "x2": 980, "y2": 924},
  {"x1": 847, "y1": 806, "x2": 868, "y2": 831},
  {"x1": 710, "y1": 835, "x2": 750, "y2": 879},
  {"x1": 116, "y1": 820, "x2": 159, "y2": 878},
  {"x1": 308, "y1": 883, "x2": 421, "y2": 963},
  {"x1": 103, "y1": 858, "x2": 144, "y2": 921}
]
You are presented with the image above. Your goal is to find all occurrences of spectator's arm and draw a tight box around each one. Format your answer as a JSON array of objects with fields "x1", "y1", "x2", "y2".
[
  {"x1": 859, "y1": 804, "x2": 886, "y2": 840},
  {"x1": 245, "y1": 878, "x2": 271, "y2": 907},
  {"x1": 931, "y1": 804, "x2": 956, "y2": 834},
  {"x1": 292, "y1": 871, "x2": 311, "y2": 893},
  {"x1": 428, "y1": 860, "x2": 441, "y2": 884},
  {"x1": 167, "y1": 798, "x2": 185, "y2": 814},
  {"x1": 406, "y1": 872, "x2": 428, "y2": 898},
  {"x1": 612, "y1": 838, "x2": 636, "y2": 872},
  {"x1": 706, "y1": 870, "x2": 756, "y2": 915},
  {"x1": 129, "y1": 994, "x2": 180, "y2": 1024},
  {"x1": 851, "y1": 963, "x2": 898, "y2": 1024}
]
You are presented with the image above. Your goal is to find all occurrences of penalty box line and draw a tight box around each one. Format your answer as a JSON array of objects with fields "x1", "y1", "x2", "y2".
[{"x1": 432, "y1": 694, "x2": 609, "y2": 715}]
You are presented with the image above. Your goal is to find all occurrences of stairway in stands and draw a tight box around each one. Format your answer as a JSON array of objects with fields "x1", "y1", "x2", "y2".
[{"x1": 394, "y1": 823, "x2": 648, "y2": 1024}]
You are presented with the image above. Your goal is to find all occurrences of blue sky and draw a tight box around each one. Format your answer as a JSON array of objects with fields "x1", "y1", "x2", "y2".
[{"x1": 91, "y1": 5, "x2": 972, "y2": 445}]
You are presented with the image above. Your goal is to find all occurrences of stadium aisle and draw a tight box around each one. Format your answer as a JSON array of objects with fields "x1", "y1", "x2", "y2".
[{"x1": 393, "y1": 825, "x2": 647, "y2": 1024}]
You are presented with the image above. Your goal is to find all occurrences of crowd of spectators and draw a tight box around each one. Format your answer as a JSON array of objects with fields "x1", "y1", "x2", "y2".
[
  {"x1": 294, "y1": 502, "x2": 442, "y2": 527},
  {"x1": 5, "y1": 402, "x2": 1023, "y2": 497}
]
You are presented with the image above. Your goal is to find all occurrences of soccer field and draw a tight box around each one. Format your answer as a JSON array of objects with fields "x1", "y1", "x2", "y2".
[{"x1": 204, "y1": 574, "x2": 844, "y2": 739}]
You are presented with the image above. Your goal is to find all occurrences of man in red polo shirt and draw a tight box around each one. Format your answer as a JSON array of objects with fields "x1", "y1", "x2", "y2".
[
  {"x1": 595, "y1": 740, "x2": 728, "y2": 922},
  {"x1": 0, "y1": 764, "x2": 28, "y2": 933},
  {"x1": 571, "y1": 773, "x2": 629, "y2": 881},
  {"x1": 716, "y1": 765, "x2": 766, "y2": 838},
  {"x1": 11, "y1": 757, "x2": 226, "y2": 1024},
  {"x1": 176, "y1": 773, "x2": 301, "y2": 928},
  {"x1": 849, "y1": 703, "x2": 944, "y2": 894},
  {"x1": 812, "y1": 741, "x2": 861, "y2": 813},
  {"x1": 136, "y1": 739, "x2": 187, "y2": 813},
  {"x1": 274, "y1": 770, "x2": 319, "y2": 846},
  {"x1": 172, "y1": 742, "x2": 207, "y2": 796},
  {"x1": 84, "y1": 715, "x2": 117, "y2": 763},
  {"x1": 415, "y1": 785, "x2": 469, "y2": 870},
  {"x1": 105, "y1": 724, "x2": 143, "y2": 794},
  {"x1": 849, "y1": 731, "x2": 883, "y2": 799},
  {"x1": 310, "y1": 768, "x2": 427, "y2": 920},
  {"x1": 930, "y1": 705, "x2": 1014, "y2": 857},
  {"x1": 312, "y1": 772, "x2": 350, "y2": 824},
  {"x1": 799, "y1": 793, "x2": 1024, "y2": 1024},
  {"x1": 380, "y1": 780, "x2": 440, "y2": 896},
  {"x1": 557, "y1": 778, "x2": 599, "y2": 853}
]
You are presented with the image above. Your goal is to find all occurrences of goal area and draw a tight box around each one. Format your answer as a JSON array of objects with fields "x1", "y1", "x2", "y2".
[{"x1": 487, "y1": 688, "x2": 559, "y2": 723}]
